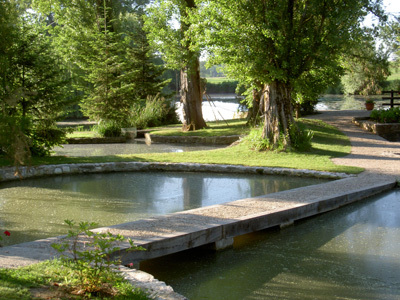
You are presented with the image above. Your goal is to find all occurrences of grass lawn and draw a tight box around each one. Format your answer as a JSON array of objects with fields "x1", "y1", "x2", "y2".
[
  {"x1": 0, "y1": 260, "x2": 149, "y2": 300},
  {"x1": 0, "y1": 118, "x2": 363, "y2": 174},
  {"x1": 205, "y1": 77, "x2": 238, "y2": 84},
  {"x1": 66, "y1": 130, "x2": 100, "y2": 138}
]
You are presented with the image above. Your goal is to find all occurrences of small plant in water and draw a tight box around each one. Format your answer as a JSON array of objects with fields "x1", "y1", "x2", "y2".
[{"x1": 52, "y1": 220, "x2": 144, "y2": 297}]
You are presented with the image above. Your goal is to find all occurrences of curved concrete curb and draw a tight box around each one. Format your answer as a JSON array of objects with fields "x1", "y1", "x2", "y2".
[
  {"x1": 0, "y1": 161, "x2": 353, "y2": 183},
  {"x1": 145, "y1": 133, "x2": 241, "y2": 145}
]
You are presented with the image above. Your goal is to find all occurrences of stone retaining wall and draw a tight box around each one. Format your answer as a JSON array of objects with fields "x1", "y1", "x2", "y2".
[
  {"x1": 353, "y1": 117, "x2": 400, "y2": 141},
  {"x1": 67, "y1": 137, "x2": 127, "y2": 144},
  {"x1": 145, "y1": 133, "x2": 241, "y2": 145},
  {"x1": 0, "y1": 162, "x2": 352, "y2": 183}
]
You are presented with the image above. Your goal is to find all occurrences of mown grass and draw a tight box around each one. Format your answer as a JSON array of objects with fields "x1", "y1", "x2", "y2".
[
  {"x1": 0, "y1": 118, "x2": 363, "y2": 174},
  {"x1": 151, "y1": 119, "x2": 248, "y2": 136},
  {"x1": 67, "y1": 131, "x2": 100, "y2": 138},
  {"x1": 205, "y1": 77, "x2": 237, "y2": 84},
  {"x1": 0, "y1": 260, "x2": 149, "y2": 300}
]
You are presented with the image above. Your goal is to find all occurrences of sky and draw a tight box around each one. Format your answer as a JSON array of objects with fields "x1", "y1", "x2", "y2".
[
  {"x1": 382, "y1": 0, "x2": 400, "y2": 14},
  {"x1": 363, "y1": 0, "x2": 399, "y2": 27}
]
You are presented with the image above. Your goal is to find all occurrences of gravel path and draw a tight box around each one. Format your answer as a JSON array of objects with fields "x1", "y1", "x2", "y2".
[{"x1": 308, "y1": 110, "x2": 400, "y2": 179}]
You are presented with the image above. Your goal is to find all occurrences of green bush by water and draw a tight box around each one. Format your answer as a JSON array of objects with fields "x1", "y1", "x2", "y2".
[
  {"x1": 129, "y1": 94, "x2": 179, "y2": 129},
  {"x1": 95, "y1": 121, "x2": 122, "y2": 137},
  {"x1": 370, "y1": 107, "x2": 400, "y2": 123},
  {"x1": 242, "y1": 122, "x2": 313, "y2": 151}
]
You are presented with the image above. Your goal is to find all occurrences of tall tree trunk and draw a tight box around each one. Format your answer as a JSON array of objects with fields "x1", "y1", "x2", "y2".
[
  {"x1": 262, "y1": 81, "x2": 294, "y2": 148},
  {"x1": 246, "y1": 88, "x2": 262, "y2": 126},
  {"x1": 180, "y1": 57, "x2": 207, "y2": 131}
]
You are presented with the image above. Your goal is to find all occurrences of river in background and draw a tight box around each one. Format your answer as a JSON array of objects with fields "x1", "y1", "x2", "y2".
[
  {"x1": 141, "y1": 189, "x2": 400, "y2": 300},
  {"x1": 177, "y1": 94, "x2": 383, "y2": 123}
]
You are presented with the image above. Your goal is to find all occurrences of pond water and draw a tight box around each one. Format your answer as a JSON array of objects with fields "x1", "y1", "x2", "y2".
[
  {"x1": 0, "y1": 172, "x2": 328, "y2": 246},
  {"x1": 53, "y1": 138, "x2": 223, "y2": 157},
  {"x1": 141, "y1": 189, "x2": 400, "y2": 300}
]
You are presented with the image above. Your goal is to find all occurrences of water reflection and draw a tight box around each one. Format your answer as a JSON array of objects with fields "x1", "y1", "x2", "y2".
[
  {"x1": 0, "y1": 172, "x2": 327, "y2": 246},
  {"x1": 141, "y1": 189, "x2": 400, "y2": 300}
]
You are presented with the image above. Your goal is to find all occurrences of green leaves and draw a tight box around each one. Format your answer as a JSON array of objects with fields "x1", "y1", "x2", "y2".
[{"x1": 52, "y1": 219, "x2": 145, "y2": 295}]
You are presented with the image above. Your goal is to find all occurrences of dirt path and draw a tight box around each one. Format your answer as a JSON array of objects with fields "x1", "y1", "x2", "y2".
[{"x1": 308, "y1": 110, "x2": 400, "y2": 179}]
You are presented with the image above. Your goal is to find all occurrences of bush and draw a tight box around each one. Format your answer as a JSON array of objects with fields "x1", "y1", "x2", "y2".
[
  {"x1": 51, "y1": 220, "x2": 146, "y2": 298},
  {"x1": 242, "y1": 127, "x2": 286, "y2": 151},
  {"x1": 95, "y1": 121, "x2": 122, "y2": 137},
  {"x1": 370, "y1": 107, "x2": 400, "y2": 123},
  {"x1": 381, "y1": 79, "x2": 400, "y2": 92},
  {"x1": 289, "y1": 123, "x2": 314, "y2": 151},
  {"x1": 242, "y1": 122, "x2": 313, "y2": 152},
  {"x1": 206, "y1": 80, "x2": 238, "y2": 93},
  {"x1": 129, "y1": 94, "x2": 179, "y2": 129}
]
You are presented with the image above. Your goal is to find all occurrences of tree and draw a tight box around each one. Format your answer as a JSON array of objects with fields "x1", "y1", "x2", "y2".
[
  {"x1": 191, "y1": 0, "x2": 384, "y2": 148},
  {"x1": 1, "y1": 4, "x2": 71, "y2": 162},
  {"x1": 34, "y1": 0, "x2": 167, "y2": 127},
  {"x1": 145, "y1": 0, "x2": 207, "y2": 131},
  {"x1": 341, "y1": 21, "x2": 397, "y2": 95}
]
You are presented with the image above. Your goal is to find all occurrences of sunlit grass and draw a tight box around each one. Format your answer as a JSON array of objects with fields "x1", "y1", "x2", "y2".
[
  {"x1": 0, "y1": 260, "x2": 149, "y2": 300},
  {"x1": 0, "y1": 118, "x2": 362, "y2": 174}
]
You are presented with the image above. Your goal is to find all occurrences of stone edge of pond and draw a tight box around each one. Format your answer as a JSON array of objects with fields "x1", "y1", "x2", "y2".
[
  {"x1": 0, "y1": 161, "x2": 354, "y2": 183},
  {"x1": 115, "y1": 265, "x2": 188, "y2": 300},
  {"x1": 145, "y1": 133, "x2": 241, "y2": 145}
]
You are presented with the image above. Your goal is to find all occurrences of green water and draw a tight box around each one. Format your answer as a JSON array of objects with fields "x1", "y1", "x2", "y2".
[
  {"x1": 141, "y1": 189, "x2": 400, "y2": 300},
  {"x1": 0, "y1": 172, "x2": 328, "y2": 246}
]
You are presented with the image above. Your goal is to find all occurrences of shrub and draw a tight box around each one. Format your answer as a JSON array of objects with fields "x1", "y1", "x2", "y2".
[
  {"x1": 52, "y1": 220, "x2": 145, "y2": 297},
  {"x1": 206, "y1": 80, "x2": 238, "y2": 93},
  {"x1": 243, "y1": 122, "x2": 313, "y2": 152},
  {"x1": 129, "y1": 94, "x2": 179, "y2": 129},
  {"x1": 289, "y1": 123, "x2": 314, "y2": 151},
  {"x1": 242, "y1": 127, "x2": 286, "y2": 151},
  {"x1": 95, "y1": 121, "x2": 122, "y2": 137},
  {"x1": 370, "y1": 107, "x2": 400, "y2": 123}
]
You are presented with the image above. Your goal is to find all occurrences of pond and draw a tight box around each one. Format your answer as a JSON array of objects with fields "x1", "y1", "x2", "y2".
[
  {"x1": 0, "y1": 171, "x2": 329, "y2": 246},
  {"x1": 141, "y1": 189, "x2": 400, "y2": 300},
  {"x1": 53, "y1": 138, "x2": 223, "y2": 157}
]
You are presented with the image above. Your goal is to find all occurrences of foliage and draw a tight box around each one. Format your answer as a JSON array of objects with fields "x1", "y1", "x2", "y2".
[
  {"x1": 0, "y1": 5, "x2": 71, "y2": 163},
  {"x1": 95, "y1": 121, "x2": 122, "y2": 138},
  {"x1": 242, "y1": 127, "x2": 286, "y2": 152},
  {"x1": 0, "y1": 259, "x2": 150, "y2": 300},
  {"x1": 129, "y1": 94, "x2": 179, "y2": 129},
  {"x1": 370, "y1": 107, "x2": 400, "y2": 123},
  {"x1": 33, "y1": 0, "x2": 167, "y2": 126},
  {"x1": 0, "y1": 115, "x2": 31, "y2": 166},
  {"x1": 51, "y1": 219, "x2": 145, "y2": 297},
  {"x1": 144, "y1": 0, "x2": 207, "y2": 131},
  {"x1": 288, "y1": 123, "x2": 314, "y2": 151},
  {"x1": 189, "y1": 0, "x2": 385, "y2": 147},
  {"x1": 242, "y1": 123, "x2": 313, "y2": 152},
  {"x1": 0, "y1": 230, "x2": 10, "y2": 247},
  {"x1": 200, "y1": 62, "x2": 226, "y2": 77},
  {"x1": 340, "y1": 21, "x2": 397, "y2": 95},
  {"x1": 205, "y1": 80, "x2": 238, "y2": 94}
]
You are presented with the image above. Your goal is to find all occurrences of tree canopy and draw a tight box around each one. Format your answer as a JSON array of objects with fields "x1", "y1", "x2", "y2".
[{"x1": 189, "y1": 0, "x2": 385, "y2": 148}]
